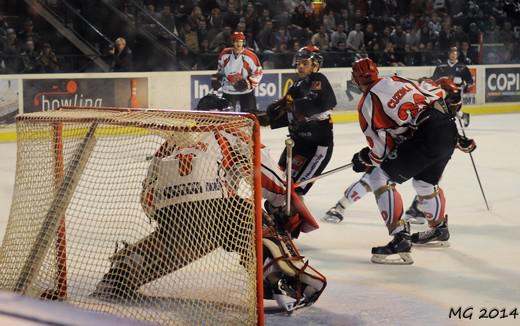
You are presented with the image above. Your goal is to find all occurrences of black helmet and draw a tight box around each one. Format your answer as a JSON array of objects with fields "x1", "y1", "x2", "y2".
[{"x1": 294, "y1": 46, "x2": 324, "y2": 67}]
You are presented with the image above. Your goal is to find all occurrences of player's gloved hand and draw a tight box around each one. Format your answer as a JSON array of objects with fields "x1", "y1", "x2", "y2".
[
  {"x1": 211, "y1": 74, "x2": 222, "y2": 90},
  {"x1": 234, "y1": 78, "x2": 250, "y2": 92},
  {"x1": 456, "y1": 135, "x2": 476, "y2": 153},
  {"x1": 351, "y1": 147, "x2": 372, "y2": 173},
  {"x1": 252, "y1": 111, "x2": 270, "y2": 126}
]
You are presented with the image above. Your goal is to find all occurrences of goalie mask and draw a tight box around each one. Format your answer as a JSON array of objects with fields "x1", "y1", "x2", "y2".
[{"x1": 351, "y1": 58, "x2": 379, "y2": 90}]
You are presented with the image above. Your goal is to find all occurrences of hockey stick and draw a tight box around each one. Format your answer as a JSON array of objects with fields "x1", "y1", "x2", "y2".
[
  {"x1": 296, "y1": 163, "x2": 353, "y2": 188},
  {"x1": 456, "y1": 116, "x2": 490, "y2": 210},
  {"x1": 285, "y1": 137, "x2": 295, "y2": 216}
]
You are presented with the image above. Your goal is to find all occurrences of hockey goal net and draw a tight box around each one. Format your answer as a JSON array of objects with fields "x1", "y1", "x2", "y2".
[{"x1": 0, "y1": 107, "x2": 263, "y2": 326}]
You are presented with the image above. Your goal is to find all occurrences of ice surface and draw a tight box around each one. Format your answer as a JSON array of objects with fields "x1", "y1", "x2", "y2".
[{"x1": 1, "y1": 113, "x2": 519, "y2": 326}]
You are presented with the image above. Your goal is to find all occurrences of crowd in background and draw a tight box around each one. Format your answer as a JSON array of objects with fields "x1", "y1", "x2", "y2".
[{"x1": 1, "y1": 0, "x2": 520, "y2": 73}]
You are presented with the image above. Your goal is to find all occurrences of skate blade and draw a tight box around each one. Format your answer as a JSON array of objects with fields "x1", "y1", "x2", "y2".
[
  {"x1": 413, "y1": 240, "x2": 450, "y2": 248},
  {"x1": 321, "y1": 215, "x2": 342, "y2": 224},
  {"x1": 403, "y1": 215, "x2": 426, "y2": 225},
  {"x1": 370, "y1": 252, "x2": 413, "y2": 265}
]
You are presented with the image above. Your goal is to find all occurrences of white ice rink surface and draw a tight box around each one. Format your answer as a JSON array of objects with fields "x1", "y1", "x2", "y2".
[{"x1": 1, "y1": 113, "x2": 519, "y2": 326}]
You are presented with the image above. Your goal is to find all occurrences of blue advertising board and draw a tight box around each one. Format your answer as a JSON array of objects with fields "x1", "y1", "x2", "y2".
[{"x1": 191, "y1": 73, "x2": 279, "y2": 111}]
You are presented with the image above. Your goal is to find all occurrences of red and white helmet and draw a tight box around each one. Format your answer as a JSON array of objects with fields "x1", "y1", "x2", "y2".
[
  {"x1": 232, "y1": 32, "x2": 246, "y2": 42},
  {"x1": 351, "y1": 58, "x2": 379, "y2": 88}
]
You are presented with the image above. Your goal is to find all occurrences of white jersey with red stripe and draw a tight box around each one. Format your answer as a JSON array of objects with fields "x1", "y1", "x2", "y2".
[
  {"x1": 217, "y1": 47, "x2": 263, "y2": 94},
  {"x1": 419, "y1": 79, "x2": 446, "y2": 98},
  {"x1": 261, "y1": 147, "x2": 319, "y2": 233},
  {"x1": 358, "y1": 76, "x2": 440, "y2": 165}
]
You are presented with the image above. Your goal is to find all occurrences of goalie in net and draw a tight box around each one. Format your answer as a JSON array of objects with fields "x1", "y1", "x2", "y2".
[{"x1": 91, "y1": 126, "x2": 326, "y2": 313}]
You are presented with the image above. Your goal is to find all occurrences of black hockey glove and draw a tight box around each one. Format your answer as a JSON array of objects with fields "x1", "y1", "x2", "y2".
[
  {"x1": 456, "y1": 135, "x2": 476, "y2": 153},
  {"x1": 251, "y1": 110, "x2": 270, "y2": 126},
  {"x1": 266, "y1": 98, "x2": 290, "y2": 129},
  {"x1": 234, "y1": 78, "x2": 250, "y2": 92},
  {"x1": 352, "y1": 147, "x2": 372, "y2": 173},
  {"x1": 211, "y1": 74, "x2": 222, "y2": 90}
]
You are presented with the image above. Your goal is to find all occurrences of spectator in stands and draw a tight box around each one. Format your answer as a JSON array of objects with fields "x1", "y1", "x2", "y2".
[
  {"x1": 256, "y1": 19, "x2": 276, "y2": 54},
  {"x1": 210, "y1": 26, "x2": 232, "y2": 53},
  {"x1": 291, "y1": 4, "x2": 311, "y2": 30},
  {"x1": 208, "y1": 7, "x2": 224, "y2": 37},
  {"x1": 177, "y1": 45, "x2": 196, "y2": 70},
  {"x1": 109, "y1": 37, "x2": 133, "y2": 72},
  {"x1": 180, "y1": 23, "x2": 199, "y2": 54},
  {"x1": 21, "y1": 39, "x2": 38, "y2": 73},
  {"x1": 328, "y1": 41, "x2": 350, "y2": 67},
  {"x1": 1, "y1": 28, "x2": 22, "y2": 74},
  {"x1": 346, "y1": 23, "x2": 365, "y2": 53},
  {"x1": 256, "y1": 8, "x2": 272, "y2": 34},
  {"x1": 222, "y1": 1, "x2": 241, "y2": 29},
  {"x1": 390, "y1": 24, "x2": 407, "y2": 63},
  {"x1": 187, "y1": 5, "x2": 205, "y2": 30},
  {"x1": 458, "y1": 41, "x2": 475, "y2": 65},
  {"x1": 311, "y1": 25, "x2": 329, "y2": 51},
  {"x1": 0, "y1": 15, "x2": 8, "y2": 38},
  {"x1": 35, "y1": 42, "x2": 59, "y2": 73},
  {"x1": 322, "y1": 10, "x2": 336, "y2": 32},
  {"x1": 243, "y1": 2, "x2": 257, "y2": 33},
  {"x1": 17, "y1": 19, "x2": 40, "y2": 46},
  {"x1": 380, "y1": 42, "x2": 404, "y2": 66},
  {"x1": 197, "y1": 19, "x2": 209, "y2": 49},
  {"x1": 274, "y1": 26, "x2": 291, "y2": 52},
  {"x1": 156, "y1": 5, "x2": 177, "y2": 37},
  {"x1": 438, "y1": 20, "x2": 455, "y2": 53},
  {"x1": 467, "y1": 22, "x2": 480, "y2": 45},
  {"x1": 330, "y1": 24, "x2": 347, "y2": 50}
]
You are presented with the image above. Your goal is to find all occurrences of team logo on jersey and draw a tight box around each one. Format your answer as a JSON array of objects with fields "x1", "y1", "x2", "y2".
[{"x1": 311, "y1": 81, "x2": 322, "y2": 90}]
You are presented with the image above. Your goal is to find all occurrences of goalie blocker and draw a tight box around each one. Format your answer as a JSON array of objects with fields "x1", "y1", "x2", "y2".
[{"x1": 93, "y1": 128, "x2": 326, "y2": 313}]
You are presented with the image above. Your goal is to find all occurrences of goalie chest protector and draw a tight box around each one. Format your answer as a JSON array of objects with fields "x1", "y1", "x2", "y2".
[{"x1": 143, "y1": 133, "x2": 230, "y2": 209}]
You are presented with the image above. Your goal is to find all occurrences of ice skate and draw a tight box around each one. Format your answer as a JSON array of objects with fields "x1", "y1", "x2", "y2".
[
  {"x1": 371, "y1": 223, "x2": 413, "y2": 265},
  {"x1": 403, "y1": 196, "x2": 426, "y2": 225},
  {"x1": 90, "y1": 269, "x2": 139, "y2": 302},
  {"x1": 411, "y1": 216, "x2": 450, "y2": 247},
  {"x1": 322, "y1": 203, "x2": 344, "y2": 223}
]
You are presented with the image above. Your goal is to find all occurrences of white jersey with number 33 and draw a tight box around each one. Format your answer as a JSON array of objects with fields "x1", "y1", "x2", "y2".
[{"x1": 358, "y1": 76, "x2": 440, "y2": 165}]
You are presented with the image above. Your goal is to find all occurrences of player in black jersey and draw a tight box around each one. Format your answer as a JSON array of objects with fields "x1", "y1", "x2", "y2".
[
  {"x1": 432, "y1": 46, "x2": 473, "y2": 126},
  {"x1": 264, "y1": 46, "x2": 337, "y2": 195}
]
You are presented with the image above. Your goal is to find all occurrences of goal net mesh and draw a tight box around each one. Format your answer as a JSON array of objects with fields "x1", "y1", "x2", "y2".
[{"x1": 0, "y1": 107, "x2": 261, "y2": 326}]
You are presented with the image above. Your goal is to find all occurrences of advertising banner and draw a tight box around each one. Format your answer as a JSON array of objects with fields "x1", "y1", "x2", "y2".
[
  {"x1": 485, "y1": 67, "x2": 520, "y2": 102},
  {"x1": 0, "y1": 79, "x2": 19, "y2": 124},
  {"x1": 191, "y1": 73, "x2": 279, "y2": 111},
  {"x1": 23, "y1": 78, "x2": 148, "y2": 113}
]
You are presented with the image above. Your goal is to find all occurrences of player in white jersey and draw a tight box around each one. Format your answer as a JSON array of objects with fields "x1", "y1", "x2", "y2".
[
  {"x1": 322, "y1": 76, "x2": 476, "y2": 225},
  {"x1": 345, "y1": 58, "x2": 458, "y2": 265},
  {"x1": 211, "y1": 32, "x2": 263, "y2": 113},
  {"x1": 92, "y1": 128, "x2": 326, "y2": 312}
]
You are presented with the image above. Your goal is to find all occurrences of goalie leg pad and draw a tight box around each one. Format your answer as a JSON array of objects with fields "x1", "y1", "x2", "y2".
[{"x1": 262, "y1": 233, "x2": 326, "y2": 312}]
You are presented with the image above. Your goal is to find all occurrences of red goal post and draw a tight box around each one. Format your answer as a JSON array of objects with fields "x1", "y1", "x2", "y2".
[{"x1": 0, "y1": 107, "x2": 264, "y2": 326}]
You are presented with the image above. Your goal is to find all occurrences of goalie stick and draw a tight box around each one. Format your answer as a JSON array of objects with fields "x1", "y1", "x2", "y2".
[{"x1": 15, "y1": 122, "x2": 99, "y2": 294}]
